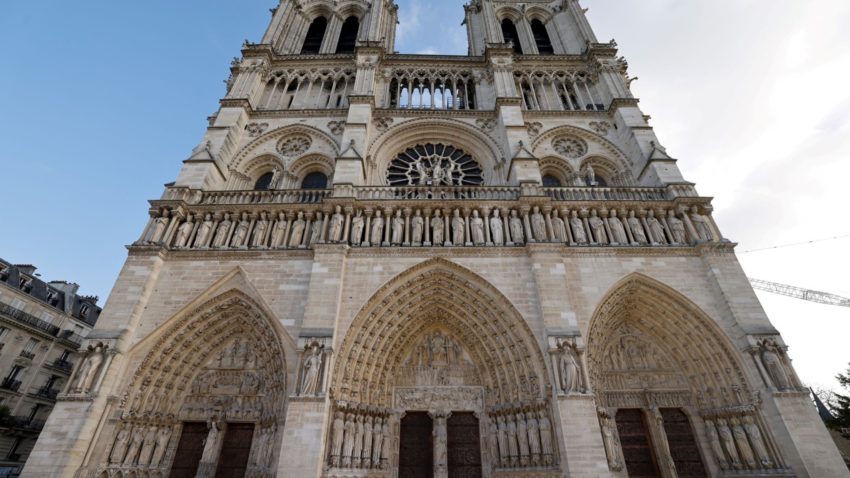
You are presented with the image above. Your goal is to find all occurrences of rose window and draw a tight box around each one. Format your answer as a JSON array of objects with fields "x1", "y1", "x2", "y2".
[
  {"x1": 552, "y1": 136, "x2": 588, "y2": 159},
  {"x1": 277, "y1": 135, "x2": 312, "y2": 157},
  {"x1": 386, "y1": 143, "x2": 484, "y2": 186}
]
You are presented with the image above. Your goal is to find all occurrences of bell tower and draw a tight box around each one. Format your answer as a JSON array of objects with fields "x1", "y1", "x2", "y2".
[
  {"x1": 465, "y1": 0, "x2": 597, "y2": 55},
  {"x1": 261, "y1": 0, "x2": 398, "y2": 55}
]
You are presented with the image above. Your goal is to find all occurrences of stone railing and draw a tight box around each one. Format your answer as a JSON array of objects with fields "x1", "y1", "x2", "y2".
[
  {"x1": 199, "y1": 189, "x2": 330, "y2": 205},
  {"x1": 380, "y1": 63, "x2": 487, "y2": 110},
  {"x1": 355, "y1": 186, "x2": 521, "y2": 201},
  {"x1": 136, "y1": 187, "x2": 723, "y2": 252}
]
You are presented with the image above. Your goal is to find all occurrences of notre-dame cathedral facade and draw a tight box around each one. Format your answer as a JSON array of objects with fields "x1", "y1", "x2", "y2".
[{"x1": 24, "y1": 0, "x2": 848, "y2": 477}]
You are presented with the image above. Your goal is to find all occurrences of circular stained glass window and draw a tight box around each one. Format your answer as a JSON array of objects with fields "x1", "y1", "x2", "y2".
[{"x1": 386, "y1": 143, "x2": 484, "y2": 186}]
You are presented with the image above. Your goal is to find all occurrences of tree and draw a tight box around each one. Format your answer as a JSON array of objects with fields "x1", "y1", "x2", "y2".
[{"x1": 830, "y1": 363, "x2": 850, "y2": 439}]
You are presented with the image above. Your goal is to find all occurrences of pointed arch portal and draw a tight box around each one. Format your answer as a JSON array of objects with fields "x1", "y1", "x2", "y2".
[
  {"x1": 96, "y1": 290, "x2": 291, "y2": 478},
  {"x1": 587, "y1": 274, "x2": 788, "y2": 476},
  {"x1": 328, "y1": 259, "x2": 560, "y2": 476}
]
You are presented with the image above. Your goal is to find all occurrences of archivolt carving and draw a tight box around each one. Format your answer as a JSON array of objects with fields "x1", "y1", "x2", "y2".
[
  {"x1": 92, "y1": 290, "x2": 292, "y2": 477},
  {"x1": 332, "y1": 259, "x2": 549, "y2": 407},
  {"x1": 587, "y1": 274, "x2": 751, "y2": 409}
]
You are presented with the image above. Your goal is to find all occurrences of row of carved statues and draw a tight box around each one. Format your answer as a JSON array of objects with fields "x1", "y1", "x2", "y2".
[
  {"x1": 107, "y1": 422, "x2": 173, "y2": 469},
  {"x1": 596, "y1": 407, "x2": 784, "y2": 474},
  {"x1": 487, "y1": 404, "x2": 557, "y2": 469},
  {"x1": 703, "y1": 413, "x2": 779, "y2": 471},
  {"x1": 328, "y1": 406, "x2": 393, "y2": 470},
  {"x1": 138, "y1": 204, "x2": 720, "y2": 250}
]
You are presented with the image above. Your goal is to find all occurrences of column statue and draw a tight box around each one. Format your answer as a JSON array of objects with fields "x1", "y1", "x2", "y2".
[
  {"x1": 551, "y1": 210, "x2": 567, "y2": 243},
  {"x1": 608, "y1": 209, "x2": 628, "y2": 244},
  {"x1": 470, "y1": 210, "x2": 485, "y2": 245},
  {"x1": 149, "y1": 211, "x2": 170, "y2": 244},
  {"x1": 434, "y1": 414, "x2": 448, "y2": 476},
  {"x1": 516, "y1": 412, "x2": 530, "y2": 466},
  {"x1": 370, "y1": 210, "x2": 384, "y2": 246},
  {"x1": 646, "y1": 210, "x2": 668, "y2": 245},
  {"x1": 538, "y1": 410, "x2": 555, "y2": 466},
  {"x1": 531, "y1": 206, "x2": 547, "y2": 241},
  {"x1": 194, "y1": 214, "x2": 214, "y2": 248},
  {"x1": 174, "y1": 215, "x2": 194, "y2": 248},
  {"x1": 352, "y1": 415, "x2": 365, "y2": 468},
  {"x1": 431, "y1": 210, "x2": 444, "y2": 245},
  {"x1": 509, "y1": 210, "x2": 524, "y2": 245},
  {"x1": 230, "y1": 212, "x2": 251, "y2": 248},
  {"x1": 331, "y1": 411, "x2": 345, "y2": 467},
  {"x1": 497, "y1": 415, "x2": 509, "y2": 467},
  {"x1": 411, "y1": 210, "x2": 424, "y2": 245},
  {"x1": 760, "y1": 340, "x2": 792, "y2": 390},
  {"x1": 72, "y1": 344, "x2": 105, "y2": 394},
  {"x1": 288, "y1": 212, "x2": 306, "y2": 248},
  {"x1": 526, "y1": 412, "x2": 541, "y2": 465},
  {"x1": 371, "y1": 416, "x2": 384, "y2": 469},
  {"x1": 329, "y1": 206, "x2": 345, "y2": 243},
  {"x1": 342, "y1": 413, "x2": 356, "y2": 467},
  {"x1": 628, "y1": 211, "x2": 648, "y2": 245},
  {"x1": 743, "y1": 415, "x2": 773, "y2": 468},
  {"x1": 570, "y1": 211, "x2": 588, "y2": 244},
  {"x1": 490, "y1": 209, "x2": 505, "y2": 245},
  {"x1": 667, "y1": 210, "x2": 687, "y2": 244},
  {"x1": 137, "y1": 426, "x2": 158, "y2": 466},
  {"x1": 212, "y1": 213, "x2": 232, "y2": 248},
  {"x1": 391, "y1": 210, "x2": 405, "y2": 245},
  {"x1": 690, "y1": 206, "x2": 714, "y2": 242},
  {"x1": 151, "y1": 425, "x2": 173, "y2": 468},
  {"x1": 300, "y1": 344, "x2": 323, "y2": 396},
  {"x1": 717, "y1": 419, "x2": 742, "y2": 469},
  {"x1": 350, "y1": 210, "x2": 365, "y2": 246},
  {"x1": 381, "y1": 418, "x2": 392, "y2": 469},
  {"x1": 598, "y1": 408, "x2": 624, "y2": 471},
  {"x1": 310, "y1": 212, "x2": 323, "y2": 245},
  {"x1": 558, "y1": 342, "x2": 582, "y2": 394},
  {"x1": 451, "y1": 209, "x2": 465, "y2": 245},
  {"x1": 506, "y1": 415, "x2": 519, "y2": 467},
  {"x1": 731, "y1": 418, "x2": 757, "y2": 469},
  {"x1": 588, "y1": 210, "x2": 607, "y2": 244},
  {"x1": 109, "y1": 423, "x2": 132, "y2": 464},
  {"x1": 704, "y1": 419, "x2": 729, "y2": 470},
  {"x1": 123, "y1": 424, "x2": 146, "y2": 465},
  {"x1": 250, "y1": 212, "x2": 269, "y2": 248},
  {"x1": 362, "y1": 416, "x2": 374, "y2": 468}
]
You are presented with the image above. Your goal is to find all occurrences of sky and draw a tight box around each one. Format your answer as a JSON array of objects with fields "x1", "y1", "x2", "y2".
[{"x1": 0, "y1": 1, "x2": 848, "y2": 394}]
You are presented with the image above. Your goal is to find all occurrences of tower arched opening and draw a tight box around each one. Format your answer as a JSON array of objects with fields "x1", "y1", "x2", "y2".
[
  {"x1": 301, "y1": 16, "x2": 328, "y2": 54},
  {"x1": 501, "y1": 19, "x2": 524, "y2": 54},
  {"x1": 335, "y1": 16, "x2": 360, "y2": 54}
]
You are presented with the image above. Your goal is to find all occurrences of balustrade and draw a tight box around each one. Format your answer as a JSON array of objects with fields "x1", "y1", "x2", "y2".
[
  {"x1": 515, "y1": 70, "x2": 605, "y2": 111},
  {"x1": 383, "y1": 67, "x2": 483, "y2": 110},
  {"x1": 258, "y1": 67, "x2": 355, "y2": 111}
]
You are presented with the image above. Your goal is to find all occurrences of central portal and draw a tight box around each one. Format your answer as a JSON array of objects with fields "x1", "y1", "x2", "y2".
[{"x1": 447, "y1": 413, "x2": 482, "y2": 478}]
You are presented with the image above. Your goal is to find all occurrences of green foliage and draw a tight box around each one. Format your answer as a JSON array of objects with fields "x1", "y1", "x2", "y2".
[{"x1": 831, "y1": 364, "x2": 850, "y2": 439}]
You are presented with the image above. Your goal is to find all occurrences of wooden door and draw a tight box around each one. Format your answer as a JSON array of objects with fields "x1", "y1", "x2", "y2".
[
  {"x1": 399, "y1": 412, "x2": 433, "y2": 478},
  {"x1": 616, "y1": 409, "x2": 661, "y2": 478},
  {"x1": 448, "y1": 412, "x2": 482, "y2": 478},
  {"x1": 215, "y1": 423, "x2": 255, "y2": 478},
  {"x1": 170, "y1": 422, "x2": 208, "y2": 478},
  {"x1": 661, "y1": 409, "x2": 707, "y2": 478}
]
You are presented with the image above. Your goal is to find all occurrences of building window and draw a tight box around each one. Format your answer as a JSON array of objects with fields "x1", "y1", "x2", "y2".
[
  {"x1": 6, "y1": 365, "x2": 23, "y2": 382},
  {"x1": 58, "y1": 350, "x2": 71, "y2": 362},
  {"x1": 542, "y1": 174, "x2": 562, "y2": 187},
  {"x1": 301, "y1": 16, "x2": 327, "y2": 54},
  {"x1": 301, "y1": 172, "x2": 329, "y2": 190},
  {"x1": 254, "y1": 172, "x2": 275, "y2": 191},
  {"x1": 531, "y1": 19, "x2": 554, "y2": 54},
  {"x1": 23, "y1": 338, "x2": 39, "y2": 355},
  {"x1": 501, "y1": 19, "x2": 523, "y2": 54},
  {"x1": 0, "y1": 326, "x2": 8, "y2": 342},
  {"x1": 7, "y1": 437, "x2": 23, "y2": 460},
  {"x1": 387, "y1": 144, "x2": 484, "y2": 187},
  {"x1": 335, "y1": 16, "x2": 360, "y2": 54}
]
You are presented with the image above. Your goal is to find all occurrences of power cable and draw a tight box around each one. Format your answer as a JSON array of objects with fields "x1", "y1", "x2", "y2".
[{"x1": 739, "y1": 234, "x2": 850, "y2": 254}]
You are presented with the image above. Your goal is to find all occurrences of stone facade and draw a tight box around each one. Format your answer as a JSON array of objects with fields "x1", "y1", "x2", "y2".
[
  {"x1": 0, "y1": 260, "x2": 101, "y2": 476},
  {"x1": 23, "y1": 0, "x2": 849, "y2": 477}
]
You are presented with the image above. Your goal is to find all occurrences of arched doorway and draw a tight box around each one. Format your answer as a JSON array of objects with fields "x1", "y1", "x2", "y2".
[
  {"x1": 587, "y1": 274, "x2": 789, "y2": 477},
  {"x1": 90, "y1": 291, "x2": 291, "y2": 478},
  {"x1": 328, "y1": 259, "x2": 558, "y2": 477}
]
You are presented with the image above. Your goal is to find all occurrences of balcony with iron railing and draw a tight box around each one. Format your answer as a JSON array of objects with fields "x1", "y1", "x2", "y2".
[
  {"x1": 50, "y1": 358, "x2": 74, "y2": 374},
  {"x1": 0, "y1": 379, "x2": 21, "y2": 392},
  {"x1": 0, "y1": 302, "x2": 60, "y2": 337},
  {"x1": 34, "y1": 386, "x2": 59, "y2": 401},
  {"x1": 17, "y1": 351, "x2": 34, "y2": 361}
]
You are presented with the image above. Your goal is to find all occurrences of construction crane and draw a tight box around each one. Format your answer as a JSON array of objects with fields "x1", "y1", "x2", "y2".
[{"x1": 749, "y1": 278, "x2": 850, "y2": 308}]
